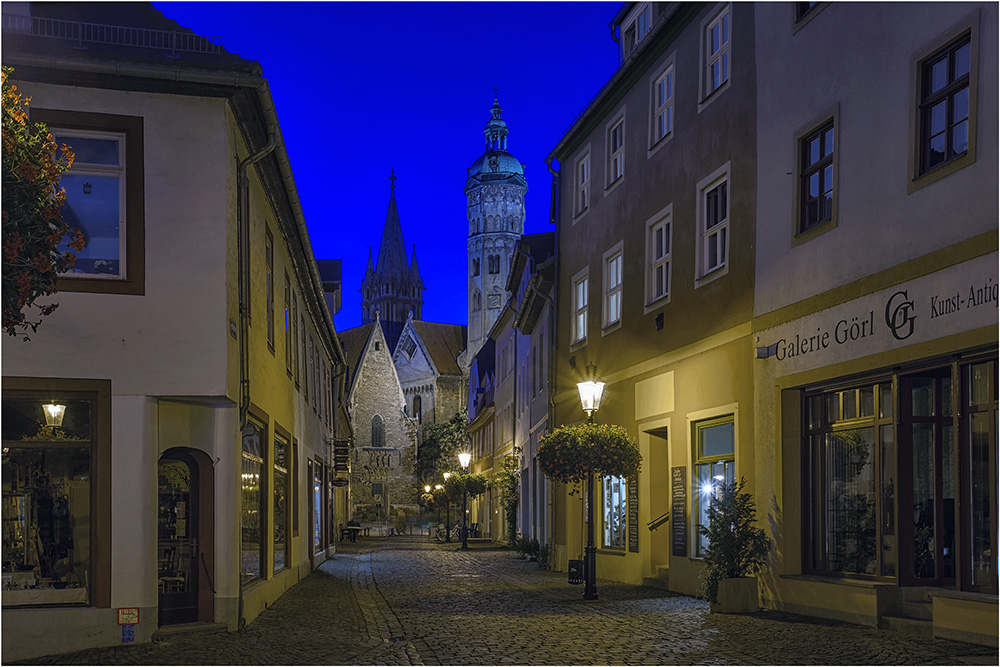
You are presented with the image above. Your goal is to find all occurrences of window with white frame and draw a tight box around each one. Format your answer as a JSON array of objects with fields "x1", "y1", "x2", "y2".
[
  {"x1": 647, "y1": 212, "x2": 671, "y2": 304},
  {"x1": 572, "y1": 270, "x2": 588, "y2": 344},
  {"x1": 697, "y1": 165, "x2": 730, "y2": 279},
  {"x1": 52, "y1": 128, "x2": 126, "y2": 278},
  {"x1": 603, "y1": 475, "x2": 628, "y2": 549},
  {"x1": 652, "y1": 66, "x2": 674, "y2": 145},
  {"x1": 704, "y1": 6, "x2": 730, "y2": 97},
  {"x1": 603, "y1": 245, "x2": 623, "y2": 327},
  {"x1": 607, "y1": 117, "x2": 625, "y2": 186},
  {"x1": 575, "y1": 152, "x2": 590, "y2": 216},
  {"x1": 694, "y1": 416, "x2": 735, "y2": 556},
  {"x1": 622, "y1": 3, "x2": 652, "y2": 58}
]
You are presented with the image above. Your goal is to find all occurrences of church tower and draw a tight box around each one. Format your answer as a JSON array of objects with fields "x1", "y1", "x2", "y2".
[
  {"x1": 464, "y1": 95, "x2": 526, "y2": 361},
  {"x1": 360, "y1": 174, "x2": 424, "y2": 353}
]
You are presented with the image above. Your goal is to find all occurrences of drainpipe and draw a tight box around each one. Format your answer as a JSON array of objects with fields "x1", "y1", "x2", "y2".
[
  {"x1": 237, "y1": 126, "x2": 277, "y2": 432},
  {"x1": 235, "y1": 124, "x2": 276, "y2": 629}
]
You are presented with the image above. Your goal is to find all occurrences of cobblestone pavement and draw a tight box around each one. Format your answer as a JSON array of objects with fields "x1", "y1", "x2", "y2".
[{"x1": 17, "y1": 536, "x2": 999, "y2": 665}]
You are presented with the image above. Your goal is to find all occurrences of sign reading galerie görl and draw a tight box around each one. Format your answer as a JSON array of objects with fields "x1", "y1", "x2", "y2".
[{"x1": 757, "y1": 253, "x2": 997, "y2": 375}]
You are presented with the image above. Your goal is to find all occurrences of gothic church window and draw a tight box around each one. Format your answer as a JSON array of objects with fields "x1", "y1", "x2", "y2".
[
  {"x1": 473, "y1": 258, "x2": 480, "y2": 276},
  {"x1": 371, "y1": 415, "x2": 384, "y2": 448},
  {"x1": 473, "y1": 290, "x2": 481, "y2": 310},
  {"x1": 413, "y1": 396, "x2": 422, "y2": 424}
]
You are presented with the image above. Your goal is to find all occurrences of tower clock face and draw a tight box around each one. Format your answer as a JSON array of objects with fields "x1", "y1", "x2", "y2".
[{"x1": 487, "y1": 294, "x2": 502, "y2": 309}]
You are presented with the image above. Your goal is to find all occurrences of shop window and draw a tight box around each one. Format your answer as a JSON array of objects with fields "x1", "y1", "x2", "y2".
[
  {"x1": 694, "y1": 416, "x2": 735, "y2": 556},
  {"x1": 2, "y1": 395, "x2": 96, "y2": 605},
  {"x1": 241, "y1": 420, "x2": 265, "y2": 586},
  {"x1": 962, "y1": 360, "x2": 997, "y2": 593},
  {"x1": 603, "y1": 475, "x2": 627, "y2": 549},
  {"x1": 273, "y1": 433, "x2": 289, "y2": 573}
]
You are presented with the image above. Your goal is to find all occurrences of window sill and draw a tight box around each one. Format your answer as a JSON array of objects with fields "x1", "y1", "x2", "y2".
[
  {"x1": 648, "y1": 132, "x2": 673, "y2": 159},
  {"x1": 695, "y1": 263, "x2": 728, "y2": 288},
  {"x1": 601, "y1": 320, "x2": 622, "y2": 337},
  {"x1": 604, "y1": 176, "x2": 625, "y2": 196},
  {"x1": 569, "y1": 338, "x2": 588, "y2": 353},
  {"x1": 644, "y1": 294, "x2": 670, "y2": 315},
  {"x1": 573, "y1": 208, "x2": 589, "y2": 225},
  {"x1": 908, "y1": 150, "x2": 976, "y2": 194},
  {"x1": 598, "y1": 548, "x2": 627, "y2": 557},
  {"x1": 698, "y1": 79, "x2": 730, "y2": 114},
  {"x1": 57, "y1": 275, "x2": 144, "y2": 296},
  {"x1": 791, "y1": 216, "x2": 838, "y2": 248}
]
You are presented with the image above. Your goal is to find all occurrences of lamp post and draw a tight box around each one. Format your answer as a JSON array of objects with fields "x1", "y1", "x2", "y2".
[
  {"x1": 576, "y1": 362, "x2": 606, "y2": 601},
  {"x1": 459, "y1": 452, "x2": 472, "y2": 550},
  {"x1": 434, "y1": 483, "x2": 444, "y2": 530},
  {"x1": 443, "y1": 472, "x2": 452, "y2": 542}
]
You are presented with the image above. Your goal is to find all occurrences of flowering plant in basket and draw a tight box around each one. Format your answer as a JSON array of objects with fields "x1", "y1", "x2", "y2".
[{"x1": 538, "y1": 423, "x2": 641, "y2": 485}]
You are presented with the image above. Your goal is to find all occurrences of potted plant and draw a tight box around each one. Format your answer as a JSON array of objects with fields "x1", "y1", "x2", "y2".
[{"x1": 698, "y1": 477, "x2": 770, "y2": 613}]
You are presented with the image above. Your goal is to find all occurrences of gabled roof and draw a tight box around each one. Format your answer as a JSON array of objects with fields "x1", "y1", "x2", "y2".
[
  {"x1": 411, "y1": 321, "x2": 467, "y2": 376},
  {"x1": 338, "y1": 322, "x2": 378, "y2": 395}
]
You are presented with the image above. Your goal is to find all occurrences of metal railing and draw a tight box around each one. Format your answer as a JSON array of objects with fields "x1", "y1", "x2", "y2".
[
  {"x1": 647, "y1": 509, "x2": 670, "y2": 531},
  {"x1": 2, "y1": 14, "x2": 222, "y2": 56}
]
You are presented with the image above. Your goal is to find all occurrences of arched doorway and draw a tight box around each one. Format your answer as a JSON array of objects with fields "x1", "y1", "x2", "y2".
[{"x1": 157, "y1": 449, "x2": 210, "y2": 625}]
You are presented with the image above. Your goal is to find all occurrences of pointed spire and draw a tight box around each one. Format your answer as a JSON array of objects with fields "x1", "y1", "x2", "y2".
[
  {"x1": 363, "y1": 247, "x2": 374, "y2": 283},
  {"x1": 374, "y1": 172, "x2": 409, "y2": 280}
]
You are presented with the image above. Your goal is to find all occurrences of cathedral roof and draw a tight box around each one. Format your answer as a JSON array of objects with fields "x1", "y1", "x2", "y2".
[{"x1": 411, "y1": 321, "x2": 467, "y2": 376}]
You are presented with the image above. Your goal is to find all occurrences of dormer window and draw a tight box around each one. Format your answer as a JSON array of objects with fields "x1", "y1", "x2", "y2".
[{"x1": 622, "y1": 3, "x2": 652, "y2": 58}]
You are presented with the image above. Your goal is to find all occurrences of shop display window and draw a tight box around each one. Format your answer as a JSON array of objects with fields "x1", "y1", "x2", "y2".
[
  {"x1": 2, "y1": 398, "x2": 93, "y2": 606},
  {"x1": 241, "y1": 421, "x2": 264, "y2": 587}
]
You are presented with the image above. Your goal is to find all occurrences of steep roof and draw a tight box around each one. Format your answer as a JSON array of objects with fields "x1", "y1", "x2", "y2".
[
  {"x1": 411, "y1": 321, "x2": 467, "y2": 376},
  {"x1": 338, "y1": 322, "x2": 377, "y2": 394}
]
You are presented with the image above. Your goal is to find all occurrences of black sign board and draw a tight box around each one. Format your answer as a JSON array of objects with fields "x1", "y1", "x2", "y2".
[
  {"x1": 627, "y1": 473, "x2": 639, "y2": 553},
  {"x1": 332, "y1": 439, "x2": 351, "y2": 472},
  {"x1": 671, "y1": 466, "x2": 686, "y2": 557}
]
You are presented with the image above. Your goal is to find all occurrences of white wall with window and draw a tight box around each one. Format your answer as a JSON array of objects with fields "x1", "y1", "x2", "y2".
[
  {"x1": 650, "y1": 61, "x2": 675, "y2": 150},
  {"x1": 571, "y1": 268, "x2": 589, "y2": 345},
  {"x1": 602, "y1": 242, "x2": 624, "y2": 330},
  {"x1": 605, "y1": 112, "x2": 626, "y2": 189},
  {"x1": 603, "y1": 475, "x2": 628, "y2": 549},
  {"x1": 574, "y1": 149, "x2": 591, "y2": 218},
  {"x1": 645, "y1": 205, "x2": 672, "y2": 308},
  {"x1": 692, "y1": 413, "x2": 736, "y2": 557},
  {"x1": 701, "y1": 3, "x2": 731, "y2": 103},
  {"x1": 696, "y1": 163, "x2": 730, "y2": 284}
]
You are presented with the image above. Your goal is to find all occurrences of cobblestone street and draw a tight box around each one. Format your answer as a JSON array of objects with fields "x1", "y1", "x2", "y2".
[{"x1": 18, "y1": 536, "x2": 998, "y2": 666}]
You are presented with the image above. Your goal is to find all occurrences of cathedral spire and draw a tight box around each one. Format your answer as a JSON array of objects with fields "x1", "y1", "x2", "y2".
[
  {"x1": 375, "y1": 172, "x2": 409, "y2": 279},
  {"x1": 484, "y1": 91, "x2": 509, "y2": 152}
]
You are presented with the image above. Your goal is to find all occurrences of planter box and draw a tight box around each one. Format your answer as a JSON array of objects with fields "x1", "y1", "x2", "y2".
[{"x1": 711, "y1": 577, "x2": 759, "y2": 613}]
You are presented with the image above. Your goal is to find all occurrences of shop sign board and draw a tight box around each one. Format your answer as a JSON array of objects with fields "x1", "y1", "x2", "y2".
[
  {"x1": 757, "y1": 253, "x2": 997, "y2": 375},
  {"x1": 671, "y1": 466, "x2": 686, "y2": 557},
  {"x1": 627, "y1": 473, "x2": 639, "y2": 553}
]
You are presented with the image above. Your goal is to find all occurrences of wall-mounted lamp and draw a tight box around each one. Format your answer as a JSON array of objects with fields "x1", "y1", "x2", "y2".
[
  {"x1": 83, "y1": 180, "x2": 92, "y2": 195},
  {"x1": 576, "y1": 362, "x2": 606, "y2": 420},
  {"x1": 42, "y1": 403, "x2": 66, "y2": 427}
]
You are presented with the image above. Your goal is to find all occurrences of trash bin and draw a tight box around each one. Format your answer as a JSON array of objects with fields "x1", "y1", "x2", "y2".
[{"x1": 568, "y1": 559, "x2": 585, "y2": 585}]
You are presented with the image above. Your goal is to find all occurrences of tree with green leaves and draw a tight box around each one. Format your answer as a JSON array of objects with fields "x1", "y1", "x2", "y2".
[
  {"x1": 697, "y1": 477, "x2": 771, "y2": 605},
  {"x1": 416, "y1": 410, "x2": 468, "y2": 483},
  {"x1": 2, "y1": 66, "x2": 83, "y2": 339}
]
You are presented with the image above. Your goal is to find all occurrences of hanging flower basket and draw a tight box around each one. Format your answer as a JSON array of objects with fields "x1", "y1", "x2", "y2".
[{"x1": 538, "y1": 423, "x2": 641, "y2": 485}]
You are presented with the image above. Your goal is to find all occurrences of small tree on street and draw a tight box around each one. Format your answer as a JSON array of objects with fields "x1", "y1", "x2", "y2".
[
  {"x1": 416, "y1": 410, "x2": 468, "y2": 482},
  {"x1": 2, "y1": 66, "x2": 84, "y2": 339}
]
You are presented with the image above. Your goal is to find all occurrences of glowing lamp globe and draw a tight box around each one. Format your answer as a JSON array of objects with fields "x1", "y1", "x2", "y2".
[
  {"x1": 42, "y1": 403, "x2": 66, "y2": 427},
  {"x1": 458, "y1": 452, "x2": 471, "y2": 468}
]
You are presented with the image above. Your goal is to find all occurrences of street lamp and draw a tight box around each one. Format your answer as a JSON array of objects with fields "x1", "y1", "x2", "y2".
[
  {"x1": 577, "y1": 362, "x2": 605, "y2": 601},
  {"x1": 459, "y1": 452, "x2": 472, "y2": 550}
]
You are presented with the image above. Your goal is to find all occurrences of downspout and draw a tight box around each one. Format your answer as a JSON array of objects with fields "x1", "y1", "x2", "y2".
[{"x1": 235, "y1": 122, "x2": 275, "y2": 629}]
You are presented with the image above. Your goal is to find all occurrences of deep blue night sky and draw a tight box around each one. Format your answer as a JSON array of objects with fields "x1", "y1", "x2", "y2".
[{"x1": 153, "y1": 1, "x2": 619, "y2": 331}]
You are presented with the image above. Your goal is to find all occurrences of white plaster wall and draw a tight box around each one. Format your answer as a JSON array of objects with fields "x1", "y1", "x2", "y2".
[
  {"x1": 2, "y1": 82, "x2": 230, "y2": 396},
  {"x1": 110, "y1": 395, "x2": 158, "y2": 609},
  {"x1": 754, "y1": 2, "x2": 999, "y2": 316}
]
